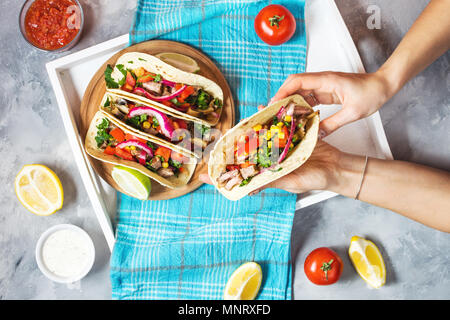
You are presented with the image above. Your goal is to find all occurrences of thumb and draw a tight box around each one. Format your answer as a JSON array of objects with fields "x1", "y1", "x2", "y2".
[{"x1": 319, "y1": 108, "x2": 358, "y2": 137}]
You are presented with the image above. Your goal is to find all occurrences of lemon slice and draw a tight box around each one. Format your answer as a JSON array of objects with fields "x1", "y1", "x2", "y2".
[
  {"x1": 15, "y1": 165, "x2": 64, "y2": 216},
  {"x1": 111, "y1": 166, "x2": 151, "y2": 200},
  {"x1": 224, "y1": 262, "x2": 262, "y2": 300},
  {"x1": 155, "y1": 52, "x2": 200, "y2": 73},
  {"x1": 349, "y1": 236, "x2": 386, "y2": 288}
]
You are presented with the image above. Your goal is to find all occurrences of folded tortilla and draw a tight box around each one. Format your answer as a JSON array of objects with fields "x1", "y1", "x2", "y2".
[
  {"x1": 208, "y1": 95, "x2": 319, "y2": 201},
  {"x1": 107, "y1": 52, "x2": 224, "y2": 126},
  {"x1": 85, "y1": 111, "x2": 197, "y2": 189},
  {"x1": 99, "y1": 92, "x2": 198, "y2": 158}
]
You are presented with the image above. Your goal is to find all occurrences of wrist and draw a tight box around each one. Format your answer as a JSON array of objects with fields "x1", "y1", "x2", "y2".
[
  {"x1": 327, "y1": 152, "x2": 367, "y2": 198},
  {"x1": 375, "y1": 64, "x2": 402, "y2": 101}
]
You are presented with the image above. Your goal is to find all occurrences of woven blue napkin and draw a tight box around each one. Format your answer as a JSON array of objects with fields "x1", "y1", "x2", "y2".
[{"x1": 110, "y1": 0, "x2": 307, "y2": 300}]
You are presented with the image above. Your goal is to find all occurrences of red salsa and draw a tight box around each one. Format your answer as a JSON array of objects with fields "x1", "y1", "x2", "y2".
[{"x1": 24, "y1": 0, "x2": 81, "y2": 50}]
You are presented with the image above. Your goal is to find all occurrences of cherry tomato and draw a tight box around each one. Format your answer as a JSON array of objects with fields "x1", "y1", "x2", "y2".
[
  {"x1": 304, "y1": 247, "x2": 343, "y2": 285},
  {"x1": 254, "y1": 4, "x2": 296, "y2": 46}
]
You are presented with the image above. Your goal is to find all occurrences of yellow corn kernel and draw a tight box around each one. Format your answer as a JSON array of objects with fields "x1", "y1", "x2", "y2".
[
  {"x1": 284, "y1": 115, "x2": 292, "y2": 122},
  {"x1": 253, "y1": 124, "x2": 262, "y2": 132},
  {"x1": 162, "y1": 162, "x2": 169, "y2": 168},
  {"x1": 266, "y1": 131, "x2": 271, "y2": 140},
  {"x1": 130, "y1": 145, "x2": 136, "y2": 150},
  {"x1": 290, "y1": 143, "x2": 294, "y2": 149},
  {"x1": 277, "y1": 122, "x2": 284, "y2": 127},
  {"x1": 270, "y1": 126, "x2": 280, "y2": 134},
  {"x1": 125, "y1": 146, "x2": 131, "y2": 151},
  {"x1": 142, "y1": 121, "x2": 151, "y2": 129},
  {"x1": 268, "y1": 141, "x2": 272, "y2": 149},
  {"x1": 278, "y1": 132, "x2": 285, "y2": 140}
]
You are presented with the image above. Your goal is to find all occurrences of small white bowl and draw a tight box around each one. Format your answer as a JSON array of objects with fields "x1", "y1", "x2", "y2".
[{"x1": 35, "y1": 224, "x2": 95, "y2": 283}]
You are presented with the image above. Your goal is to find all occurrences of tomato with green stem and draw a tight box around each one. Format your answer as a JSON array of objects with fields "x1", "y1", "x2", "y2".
[
  {"x1": 304, "y1": 247, "x2": 343, "y2": 285},
  {"x1": 254, "y1": 4, "x2": 296, "y2": 46}
]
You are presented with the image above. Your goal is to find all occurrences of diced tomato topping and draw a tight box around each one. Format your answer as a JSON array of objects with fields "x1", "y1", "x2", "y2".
[
  {"x1": 226, "y1": 165, "x2": 240, "y2": 171},
  {"x1": 126, "y1": 71, "x2": 136, "y2": 87},
  {"x1": 174, "y1": 83, "x2": 184, "y2": 91},
  {"x1": 274, "y1": 126, "x2": 289, "y2": 148},
  {"x1": 173, "y1": 118, "x2": 188, "y2": 130},
  {"x1": 155, "y1": 146, "x2": 171, "y2": 162},
  {"x1": 104, "y1": 146, "x2": 116, "y2": 155},
  {"x1": 177, "y1": 85, "x2": 195, "y2": 103},
  {"x1": 121, "y1": 83, "x2": 134, "y2": 92},
  {"x1": 109, "y1": 128, "x2": 125, "y2": 143},
  {"x1": 114, "y1": 147, "x2": 134, "y2": 161},
  {"x1": 125, "y1": 133, "x2": 146, "y2": 144},
  {"x1": 138, "y1": 74, "x2": 155, "y2": 83}
]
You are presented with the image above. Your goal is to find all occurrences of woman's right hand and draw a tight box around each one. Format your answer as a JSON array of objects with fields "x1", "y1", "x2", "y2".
[{"x1": 270, "y1": 70, "x2": 395, "y2": 137}]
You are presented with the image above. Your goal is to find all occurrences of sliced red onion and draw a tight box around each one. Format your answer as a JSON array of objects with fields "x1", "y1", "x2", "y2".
[
  {"x1": 161, "y1": 79, "x2": 176, "y2": 87},
  {"x1": 116, "y1": 140, "x2": 154, "y2": 158},
  {"x1": 137, "y1": 151, "x2": 147, "y2": 165},
  {"x1": 278, "y1": 119, "x2": 296, "y2": 164},
  {"x1": 275, "y1": 106, "x2": 286, "y2": 119},
  {"x1": 133, "y1": 85, "x2": 186, "y2": 102},
  {"x1": 128, "y1": 106, "x2": 174, "y2": 139}
]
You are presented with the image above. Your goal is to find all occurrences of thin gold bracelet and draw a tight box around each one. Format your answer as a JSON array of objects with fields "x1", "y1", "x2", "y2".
[{"x1": 355, "y1": 156, "x2": 369, "y2": 200}]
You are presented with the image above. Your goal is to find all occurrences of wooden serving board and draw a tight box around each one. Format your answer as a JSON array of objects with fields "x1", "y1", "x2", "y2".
[{"x1": 79, "y1": 40, "x2": 235, "y2": 200}]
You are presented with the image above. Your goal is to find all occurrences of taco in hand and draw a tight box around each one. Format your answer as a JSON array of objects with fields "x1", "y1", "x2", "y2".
[{"x1": 208, "y1": 95, "x2": 319, "y2": 201}]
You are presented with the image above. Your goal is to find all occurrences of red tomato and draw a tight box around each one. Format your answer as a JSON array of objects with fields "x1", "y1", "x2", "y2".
[
  {"x1": 173, "y1": 118, "x2": 188, "y2": 130},
  {"x1": 304, "y1": 247, "x2": 343, "y2": 285},
  {"x1": 254, "y1": 4, "x2": 296, "y2": 46},
  {"x1": 114, "y1": 147, "x2": 134, "y2": 161},
  {"x1": 124, "y1": 133, "x2": 146, "y2": 144},
  {"x1": 109, "y1": 128, "x2": 125, "y2": 143},
  {"x1": 126, "y1": 71, "x2": 136, "y2": 87}
]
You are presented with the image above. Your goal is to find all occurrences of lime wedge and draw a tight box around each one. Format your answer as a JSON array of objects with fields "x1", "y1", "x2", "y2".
[
  {"x1": 155, "y1": 52, "x2": 200, "y2": 73},
  {"x1": 111, "y1": 166, "x2": 151, "y2": 200}
]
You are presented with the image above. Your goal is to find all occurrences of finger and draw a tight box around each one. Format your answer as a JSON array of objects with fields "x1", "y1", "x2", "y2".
[
  {"x1": 257, "y1": 104, "x2": 265, "y2": 111},
  {"x1": 271, "y1": 73, "x2": 328, "y2": 103},
  {"x1": 199, "y1": 173, "x2": 213, "y2": 184},
  {"x1": 319, "y1": 108, "x2": 358, "y2": 136}
]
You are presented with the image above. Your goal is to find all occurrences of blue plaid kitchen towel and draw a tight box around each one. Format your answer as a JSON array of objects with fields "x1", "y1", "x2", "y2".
[{"x1": 110, "y1": 0, "x2": 307, "y2": 300}]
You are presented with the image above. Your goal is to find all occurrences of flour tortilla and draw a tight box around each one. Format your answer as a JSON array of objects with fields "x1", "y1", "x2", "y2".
[
  {"x1": 208, "y1": 95, "x2": 319, "y2": 201},
  {"x1": 107, "y1": 52, "x2": 223, "y2": 126},
  {"x1": 85, "y1": 111, "x2": 197, "y2": 189},
  {"x1": 99, "y1": 92, "x2": 197, "y2": 158}
]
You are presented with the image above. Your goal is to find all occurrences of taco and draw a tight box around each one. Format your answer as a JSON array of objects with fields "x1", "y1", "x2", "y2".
[
  {"x1": 85, "y1": 112, "x2": 197, "y2": 189},
  {"x1": 104, "y1": 52, "x2": 223, "y2": 126},
  {"x1": 208, "y1": 95, "x2": 319, "y2": 201},
  {"x1": 99, "y1": 92, "x2": 213, "y2": 158}
]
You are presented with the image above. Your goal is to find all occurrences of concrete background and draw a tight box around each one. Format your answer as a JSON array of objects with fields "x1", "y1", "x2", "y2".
[{"x1": 0, "y1": 0, "x2": 448, "y2": 299}]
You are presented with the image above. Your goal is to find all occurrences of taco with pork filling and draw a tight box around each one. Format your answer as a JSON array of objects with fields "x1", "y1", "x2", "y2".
[
  {"x1": 85, "y1": 112, "x2": 197, "y2": 189},
  {"x1": 208, "y1": 95, "x2": 319, "y2": 201},
  {"x1": 100, "y1": 93, "x2": 213, "y2": 158},
  {"x1": 104, "y1": 52, "x2": 223, "y2": 126}
]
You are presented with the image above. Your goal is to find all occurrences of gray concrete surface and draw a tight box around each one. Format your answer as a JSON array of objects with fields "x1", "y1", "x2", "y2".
[{"x1": 0, "y1": 0, "x2": 448, "y2": 300}]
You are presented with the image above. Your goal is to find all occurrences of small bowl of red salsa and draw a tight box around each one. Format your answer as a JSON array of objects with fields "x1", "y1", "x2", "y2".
[{"x1": 19, "y1": 0, "x2": 84, "y2": 52}]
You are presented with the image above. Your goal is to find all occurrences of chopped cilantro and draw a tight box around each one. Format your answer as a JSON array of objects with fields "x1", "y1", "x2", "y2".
[
  {"x1": 103, "y1": 97, "x2": 111, "y2": 108},
  {"x1": 169, "y1": 158, "x2": 182, "y2": 169},
  {"x1": 196, "y1": 89, "x2": 211, "y2": 109},
  {"x1": 153, "y1": 74, "x2": 162, "y2": 82},
  {"x1": 116, "y1": 64, "x2": 127, "y2": 86},
  {"x1": 269, "y1": 167, "x2": 283, "y2": 172},
  {"x1": 94, "y1": 118, "x2": 112, "y2": 147},
  {"x1": 104, "y1": 65, "x2": 119, "y2": 89},
  {"x1": 239, "y1": 177, "x2": 253, "y2": 187},
  {"x1": 138, "y1": 57, "x2": 146, "y2": 61}
]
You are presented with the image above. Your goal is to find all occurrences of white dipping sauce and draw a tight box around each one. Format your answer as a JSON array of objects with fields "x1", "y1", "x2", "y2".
[{"x1": 42, "y1": 229, "x2": 92, "y2": 278}]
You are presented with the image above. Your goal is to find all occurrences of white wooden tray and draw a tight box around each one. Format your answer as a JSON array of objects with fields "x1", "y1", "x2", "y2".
[{"x1": 46, "y1": 0, "x2": 392, "y2": 251}]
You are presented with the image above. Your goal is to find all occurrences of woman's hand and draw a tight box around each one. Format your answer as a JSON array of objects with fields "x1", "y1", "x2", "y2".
[{"x1": 270, "y1": 71, "x2": 393, "y2": 137}]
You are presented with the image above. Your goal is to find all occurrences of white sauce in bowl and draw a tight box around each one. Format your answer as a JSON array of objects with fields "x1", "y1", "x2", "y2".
[
  {"x1": 36, "y1": 225, "x2": 95, "y2": 282},
  {"x1": 42, "y1": 229, "x2": 91, "y2": 278}
]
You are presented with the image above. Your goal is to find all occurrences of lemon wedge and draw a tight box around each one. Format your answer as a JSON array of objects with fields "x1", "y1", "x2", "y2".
[
  {"x1": 349, "y1": 236, "x2": 386, "y2": 289},
  {"x1": 155, "y1": 52, "x2": 200, "y2": 73},
  {"x1": 15, "y1": 164, "x2": 64, "y2": 216},
  {"x1": 111, "y1": 166, "x2": 151, "y2": 200},
  {"x1": 224, "y1": 262, "x2": 262, "y2": 300}
]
